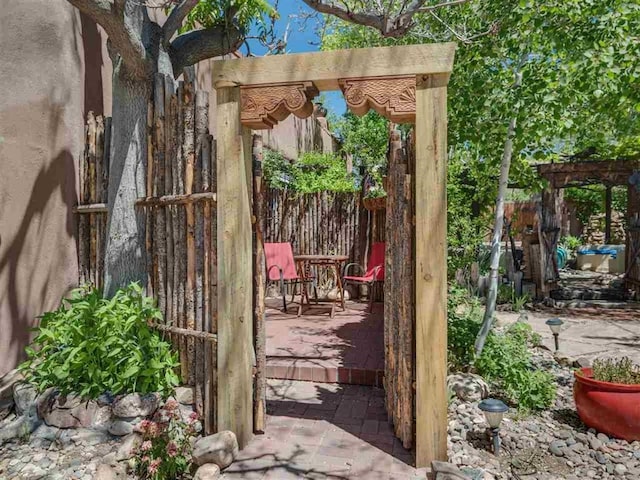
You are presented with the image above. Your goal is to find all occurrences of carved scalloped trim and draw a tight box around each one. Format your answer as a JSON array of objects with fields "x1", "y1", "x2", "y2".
[
  {"x1": 240, "y1": 82, "x2": 319, "y2": 129},
  {"x1": 339, "y1": 76, "x2": 416, "y2": 123}
]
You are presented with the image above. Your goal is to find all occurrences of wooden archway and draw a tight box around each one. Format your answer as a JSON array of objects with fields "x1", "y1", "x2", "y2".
[{"x1": 212, "y1": 43, "x2": 456, "y2": 467}]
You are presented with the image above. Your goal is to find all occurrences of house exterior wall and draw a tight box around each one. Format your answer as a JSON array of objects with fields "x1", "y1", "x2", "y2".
[
  {"x1": 262, "y1": 109, "x2": 339, "y2": 160},
  {"x1": 0, "y1": 0, "x2": 114, "y2": 376}
]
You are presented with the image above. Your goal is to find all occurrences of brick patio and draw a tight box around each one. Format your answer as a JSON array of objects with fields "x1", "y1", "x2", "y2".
[
  {"x1": 221, "y1": 379, "x2": 425, "y2": 480},
  {"x1": 266, "y1": 298, "x2": 384, "y2": 386}
]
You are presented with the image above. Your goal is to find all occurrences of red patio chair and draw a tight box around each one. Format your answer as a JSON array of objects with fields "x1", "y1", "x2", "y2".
[
  {"x1": 343, "y1": 242, "x2": 385, "y2": 312},
  {"x1": 264, "y1": 242, "x2": 314, "y2": 315}
]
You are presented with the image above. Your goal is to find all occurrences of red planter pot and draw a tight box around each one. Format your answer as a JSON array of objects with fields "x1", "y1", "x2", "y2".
[{"x1": 574, "y1": 367, "x2": 640, "y2": 441}]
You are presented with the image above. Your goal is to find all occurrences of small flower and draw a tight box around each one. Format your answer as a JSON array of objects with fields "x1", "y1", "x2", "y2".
[
  {"x1": 137, "y1": 419, "x2": 151, "y2": 434},
  {"x1": 147, "y1": 421, "x2": 159, "y2": 438},
  {"x1": 166, "y1": 441, "x2": 178, "y2": 457},
  {"x1": 188, "y1": 411, "x2": 198, "y2": 423},
  {"x1": 148, "y1": 458, "x2": 162, "y2": 474},
  {"x1": 141, "y1": 440, "x2": 152, "y2": 452},
  {"x1": 141, "y1": 455, "x2": 151, "y2": 464},
  {"x1": 164, "y1": 399, "x2": 179, "y2": 411}
]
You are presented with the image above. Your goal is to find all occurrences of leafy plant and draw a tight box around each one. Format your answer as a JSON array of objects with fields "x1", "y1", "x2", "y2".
[
  {"x1": 263, "y1": 149, "x2": 357, "y2": 193},
  {"x1": 512, "y1": 294, "x2": 530, "y2": 313},
  {"x1": 560, "y1": 235, "x2": 582, "y2": 255},
  {"x1": 21, "y1": 283, "x2": 179, "y2": 398},
  {"x1": 131, "y1": 400, "x2": 200, "y2": 479},
  {"x1": 592, "y1": 357, "x2": 640, "y2": 385},
  {"x1": 447, "y1": 286, "x2": 555, "y2": 410}
]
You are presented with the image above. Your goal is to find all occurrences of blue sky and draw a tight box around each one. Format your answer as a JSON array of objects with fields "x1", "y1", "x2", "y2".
[{"x1": 245, "y1": 1, "x2": 347, "y2": 115}]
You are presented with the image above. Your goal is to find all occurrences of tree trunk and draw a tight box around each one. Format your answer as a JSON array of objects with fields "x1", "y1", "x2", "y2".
[
  {"x1": 103, "y1": 71, "x2": 151, "y2": 296},
  {"x1": 474, "y1": 72, "x2": 522, "y2": 358}
]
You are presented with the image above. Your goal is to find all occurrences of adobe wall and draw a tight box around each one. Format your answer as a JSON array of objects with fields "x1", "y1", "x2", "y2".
[
  {"x1": 0, "y1": 1, "x2": 111, "y2": 376},
  {"x1": 262, "y1": 109, "x2": 339, "y2": 160}
]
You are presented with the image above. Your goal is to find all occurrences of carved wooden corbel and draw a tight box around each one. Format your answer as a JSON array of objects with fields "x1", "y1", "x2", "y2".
[
  {"x1": 339, "y1": 76, "x2": 416, "y2": 123},
  {"x1": 240, "y1": 82, "x2": 319, "y2": 129}
]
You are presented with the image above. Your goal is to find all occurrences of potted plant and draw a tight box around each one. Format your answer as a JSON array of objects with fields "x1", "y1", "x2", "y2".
[{"x1": 574, "y1": 357, "x2": 640, "y2": 441}]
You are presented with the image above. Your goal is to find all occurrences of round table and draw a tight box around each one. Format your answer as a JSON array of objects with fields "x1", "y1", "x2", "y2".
[{"x1": 293, "y1": 254, "x2": 349, "y2": 317}]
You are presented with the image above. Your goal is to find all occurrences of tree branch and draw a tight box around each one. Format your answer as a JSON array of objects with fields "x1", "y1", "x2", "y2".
[
  {"x1": 68, "y1": 0, "x2": 152, "y2": 78},
  {"x1": 302, "y1": 1, "x2": 386, "y2": 34},
  {"x1": 163, "y1": 0, "x2": 199, "y2": 44},
  {"x1": 304, "y1": 0, "x2": 471, "y2": 37},
  {"x1": 169, "y1": 24, "x2": 244, "y2": 78}
]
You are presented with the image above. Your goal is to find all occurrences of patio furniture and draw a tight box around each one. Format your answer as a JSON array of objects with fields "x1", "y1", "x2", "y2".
[
  {"x1": 343, "y1": 242, "x2": 385, "y2": 312},
  {"x1": 265, "y1": 242, "x2": 314, "y2": 315},
  {"x1": 294, "y1": 254, "x2": 350, "y2": 318}
]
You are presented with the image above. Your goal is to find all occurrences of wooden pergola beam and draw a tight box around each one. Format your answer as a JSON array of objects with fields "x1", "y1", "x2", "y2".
[
  {"x1": 536, "y1": 160, "x2": 638, "y2": 189},
  {"x1": 213, "y1": 43, "x2": 456, "y2": 91}
]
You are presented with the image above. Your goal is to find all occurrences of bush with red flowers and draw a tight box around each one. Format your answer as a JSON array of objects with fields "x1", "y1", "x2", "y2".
[{"x1": 131, "y1": 399, "x2": 200, "y2": 479}]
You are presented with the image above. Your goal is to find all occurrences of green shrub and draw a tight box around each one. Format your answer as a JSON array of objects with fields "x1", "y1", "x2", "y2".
[
  {"x1": 21, "y1": 283, "x2": 179, "y2": 398},
  {"x1": 447, "y1": 287, "x2": 555, "y2": 411},
  {"x1": 263, "y1": 149, "x2": 357, "y2": 193},
  {"x1": 592, "y1": 357, "x2": 640, "y2": 385}
]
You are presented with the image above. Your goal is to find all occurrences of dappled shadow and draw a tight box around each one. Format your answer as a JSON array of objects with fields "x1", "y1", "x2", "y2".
[
  {"x1": 0, "y1": 149, "x2": 78, "y2": 373},
  {"x1": 550, "y1": 408, "x2": 586, "y2": 430}
]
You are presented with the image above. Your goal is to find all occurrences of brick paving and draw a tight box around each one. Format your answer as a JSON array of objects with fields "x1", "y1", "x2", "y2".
[
  {"x1": 266, "y1": 299, "x2": 385, "y2": 386},
  {"x1": 221, "y1": 379, "x2": 426, "y2": 480}
]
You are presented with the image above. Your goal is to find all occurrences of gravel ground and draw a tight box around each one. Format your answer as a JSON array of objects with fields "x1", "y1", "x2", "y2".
[
  {"x1": 0, "y1": 426, "x2": 122, "y2": 480},
  {"x1": 447, "y1": 347, "x2": 640, "y2": 480}
]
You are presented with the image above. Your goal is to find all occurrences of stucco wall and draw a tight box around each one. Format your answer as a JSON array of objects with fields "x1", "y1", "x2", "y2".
[
  {"x1": 262, "y1": 109, "x2": 339, "y2": 160},
  {"x1": 0, "y1": 1, "x2": 111, "y2": 376}
]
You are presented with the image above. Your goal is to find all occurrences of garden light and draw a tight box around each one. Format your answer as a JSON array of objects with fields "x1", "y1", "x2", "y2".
[
  {"x1": 478, "y1": 398, "x2": 509, "y2": 456},
  {"x1": 546, "y1": 317, "x2": 564, "y2": 351}
]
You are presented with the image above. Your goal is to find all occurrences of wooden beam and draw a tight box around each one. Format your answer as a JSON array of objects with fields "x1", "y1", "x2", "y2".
[
  {"x1": 74, "y1": 203, "x2": 108, "y2": 214},
  {"x1": 135, "y1": 192, "x2": 216, "y2": 207},
  {"x1": 415, "y1": 73, "x2": 448, "y2": 466},
  {"x1": 605, "y1": 186, "x2": 612, "y2": 244},
  {"x1": 216, "y1": 87, "x2": 253, "y2": 448},
  {"x1": 149, "y1": 322, "x2": 218, "y2": 343},
  {"x1": 212, "y1": 43, "x2": 456, "y2": 91}
]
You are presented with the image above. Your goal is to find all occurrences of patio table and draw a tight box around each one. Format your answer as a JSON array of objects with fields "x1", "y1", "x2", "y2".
[{"x1": 294, "y1": 254, "x2": 349, "y2": 317}]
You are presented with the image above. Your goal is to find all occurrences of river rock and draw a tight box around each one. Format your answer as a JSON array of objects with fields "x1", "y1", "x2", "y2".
[
  {"x1": 13, "y1": 383, "x2": 38, "y2": 415},
  {"x1": 94, "y1": 463, "x2": 119, "y2": 480},
  {"x1": 115, "y1": 433, "x2": 142, "y2": 461},
  {"x1": 193, "y1": 463, "x2": 221, "y2": 480},
  {"x1": 549, "y1": 440, "x2": 566, "y2": 456},
  {"x1": 447, "y1": 374, "x2": 489, "y2": 402},
  {"x1": 112, "y1": 393, "x2": 159, "y2": 418},
  {"x1": 107, "y1": 419, "x2": 134, "y2": 436},
  {"x1": 431, "y1": 461, "x2": 472, "y2": 479},
  {"x1": 193, "y1": 431, "x2": 239, "y2": 469},
  {"x1": 174, "y1": 387, "x2": 194, "y2": 405},
  {"x1": 39, "y1": 393, "x2": 101, "y2": 429}
]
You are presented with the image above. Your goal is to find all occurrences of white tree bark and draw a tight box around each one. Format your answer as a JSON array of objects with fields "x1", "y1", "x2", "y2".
[
  {"x1": 103, "y1": 71, "x2": 150, "y2": 295},
  {"x1": 474, "y1": 71, "x2": 523, "y2": 357}
]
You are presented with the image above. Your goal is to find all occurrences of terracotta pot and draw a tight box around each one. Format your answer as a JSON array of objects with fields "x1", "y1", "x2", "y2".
[{"x1": 573, "y1": 367, "x2": 640, "y2": 441}]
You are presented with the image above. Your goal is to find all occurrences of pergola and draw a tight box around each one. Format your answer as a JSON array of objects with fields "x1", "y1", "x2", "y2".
[
  {"x1": 212, "y1": 43, "x2": 456, "y2": 467},
  {"x1": 536, "y1": 159, "x2": 640, "y2": 297}
]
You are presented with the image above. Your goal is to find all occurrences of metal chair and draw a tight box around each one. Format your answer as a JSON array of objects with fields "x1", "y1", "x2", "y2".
[
  {"x1": 343, "y1": 242, "x2": 385, "y2": 312},
  {"x1": 264, "y1": 242, "x2": 315, "y2": 315}
]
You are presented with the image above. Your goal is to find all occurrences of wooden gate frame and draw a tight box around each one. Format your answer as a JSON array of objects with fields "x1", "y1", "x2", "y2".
[{"x1": 212, "y1": 43, "x2": 456, "y2": 467}]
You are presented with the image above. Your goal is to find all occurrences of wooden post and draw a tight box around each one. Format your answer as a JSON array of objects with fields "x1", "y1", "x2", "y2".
[
  {"x1": 216, "y1": 87, "x2": 253, "y2": 448},
  {"x1": 605, "y1": 185, "x2": 612, "y2": 244},
  {"x1": 415, "y1": 73, "x2": 448, "y2": 466},
  {"x1": 252, "y1": 134, "x2": 266, "y2": 433},
  {"x1": 538, "y1": 187, "x2": 561, "y2": 297}
]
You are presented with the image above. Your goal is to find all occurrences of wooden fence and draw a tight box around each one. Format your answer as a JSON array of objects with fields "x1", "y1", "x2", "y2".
[
  {"x1": 76, "y1": 73, "x2": 218, "y2": 434},
  {"x1": 264, "y1": 188, "x2": 381, "y2": 292}
]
